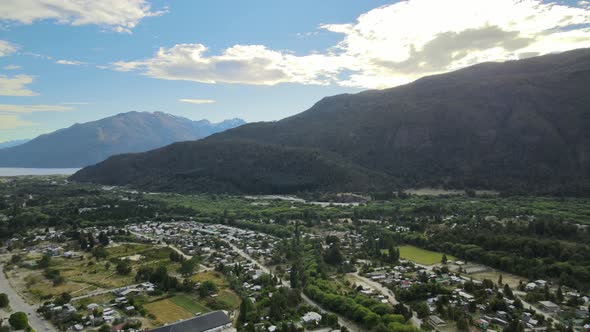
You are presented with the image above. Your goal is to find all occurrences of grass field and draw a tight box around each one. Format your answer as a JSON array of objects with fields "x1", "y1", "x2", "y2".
[
  {"x1": 190, "y1": 271, "x2": 228, "y2": 287},
  {"x1": 144, "y1": 297, "x2": 196, "y2": 324},
  {"x1": 398, "y1": 245, "x2": 455, "y2": 265},
  {"x1": 18, "y1": 243, "x2": 177, "y2": 299},
  {"x1": 171, "y1": 295, "x2": 210, "y2": 314},
  {"x1": 213, "y1": 289, "x2": 241, "y2": 309}
]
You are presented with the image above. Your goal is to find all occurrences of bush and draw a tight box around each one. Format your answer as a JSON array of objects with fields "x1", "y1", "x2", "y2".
[{"x1": 9, "y1": 312, "x2": 29, "y2": 330}]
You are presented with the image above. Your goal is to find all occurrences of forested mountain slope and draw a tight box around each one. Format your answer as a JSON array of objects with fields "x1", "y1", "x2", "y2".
[{"x1": 72, "y1": 49, "x2": 590, "y2": 194}]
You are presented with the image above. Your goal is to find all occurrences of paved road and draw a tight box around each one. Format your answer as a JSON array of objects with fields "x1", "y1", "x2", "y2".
[
  {"x1": 348, "y1": 272, "x2": 399, "y2": 305},
  {"x1": 0, "y1": 265, "x2": 57, "y2": 331},
  {"x1": 514, "y1": 291, "x2": 554, "y2": 324},
  {"x1": 348, "y1": 272, "x2": 423, "y2": 328}
]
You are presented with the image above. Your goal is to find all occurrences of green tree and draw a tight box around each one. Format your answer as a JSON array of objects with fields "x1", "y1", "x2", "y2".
[
  {"x1": 98, "y1": 325, "x2": 111, "y2": 332},
  {"x1": 441, "y1": 254, "x2": 448, "y2": 265},
  {"x1": 9, "y1": 312, "x2": 28, "y2": 330},
  {"x1": 38, "y1": 254, "x2": 51, "y2": 268},
  {"x1": 503, "y1": 284, "x2": 514, "y2": 299},
  {"x1": 556, "y1": 286, "x2": 564, "y2": 303},
  {"x1": 0, "y1": 293, "x2": 9, "y2": 308},
  {"x1": 178, "y1": 257, "x2": 200, "y2": 277},
  {"x1": 98, "y1": 232, "x2": 110, "y2": 246},
  {"x1": 389, "y1": 247, "x2": 400, "y2": 263},
  {"x1": 199, "y1": 280, "x2": 218, "y2": 297},
  {"x1": 116, "y1": 260, "x2": 132, "y2": 275},
  {"x1": 239, "y1": 296, "x2": 253, "y2": 324},
  {"x1": 324, "y1": 244, "x2": 344, "y2": 265}
]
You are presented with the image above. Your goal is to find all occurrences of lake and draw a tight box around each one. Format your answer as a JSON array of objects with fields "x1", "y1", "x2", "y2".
[{"x1": 0, "y1": 168, "x2": 80, "y2": 176}]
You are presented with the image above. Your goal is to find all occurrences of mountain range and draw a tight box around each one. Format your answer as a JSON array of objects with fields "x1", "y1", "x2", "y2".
[
  {"x1": 72, "y1": 49, "x2": 590, "y2": 195},
  {"x1": 0, "y1": 112, "x2": 245, "y2": 168},
  {"x1": 0, "y1": 140, "x2": 30, "y2": 150}
]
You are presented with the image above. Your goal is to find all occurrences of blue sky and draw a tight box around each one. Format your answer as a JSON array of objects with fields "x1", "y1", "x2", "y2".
[{"x1": 1, "y1": 0, "x2": 589, "y2": 142}]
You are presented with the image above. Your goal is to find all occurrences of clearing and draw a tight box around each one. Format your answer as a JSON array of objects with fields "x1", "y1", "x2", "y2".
[{"x1": 398, "y1": 245, "x2": 456, "y2": 266}]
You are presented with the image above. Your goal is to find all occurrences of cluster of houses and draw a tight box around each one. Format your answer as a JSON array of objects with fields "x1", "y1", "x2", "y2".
[{"x1": 127, "y1": 221, "x2": 279, "y2": 269}]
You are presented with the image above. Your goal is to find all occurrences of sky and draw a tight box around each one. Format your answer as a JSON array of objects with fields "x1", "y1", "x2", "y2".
[{"x1": 1, "y1": 0, "x2": 590, "y2": 143}]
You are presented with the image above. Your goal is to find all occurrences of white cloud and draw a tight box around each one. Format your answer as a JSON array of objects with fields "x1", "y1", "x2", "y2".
[
  {"x1": 0, "y1": 75, "x2": 38, "y2": 96},
  {"x1": 0, "y1": 0, "x2": 165, "y2": 33},
  {"x1": 320, "y1": 0, "x2": 590, "y2": 88},
  {"x1": 0, "y1": 104, "x2": 74, "y2": 130},
  {"x1": 110, "y1": 0, "x2": 590, "y2": 89},
  {"x1": 56, "y1": 59, "x2": 86, "y2": 66},
  {"x1": 112, "y1": 44, "x2": 344, "y2": 85},
  {"x1": 0, "y1": 114, "x2": 33, "y2": 129},
  {"x1": 178, "y1": 99, "x2": 216, "y2": 104},
  {"x1": 60, "y1": 102, "x2": 90, "y2": 105},
  {"x1": 0, "y1": 104, "x2": 73, "y2": 113},
  {"x1": 0, "y1": 39, "x2": 17, "y2": 57},
  {"x1": 2, "y1": 65, "x2": 21, "y2": 70}
]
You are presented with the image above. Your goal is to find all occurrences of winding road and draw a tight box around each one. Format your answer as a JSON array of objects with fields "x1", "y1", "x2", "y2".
[{"x1": 0, "y1": 265, "x2": 57, "y2": 331}]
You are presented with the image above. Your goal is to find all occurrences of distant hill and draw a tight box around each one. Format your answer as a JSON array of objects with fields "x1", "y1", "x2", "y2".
[
  {"x1": 0, "y1": 112, "x2": 245, "y2": 168},
  {"x1": 0, "y1": 139, "x2": 29, "y2": 150},
  {"x1": 72, "y1": 49, "x2": 590, "y2": 195}
]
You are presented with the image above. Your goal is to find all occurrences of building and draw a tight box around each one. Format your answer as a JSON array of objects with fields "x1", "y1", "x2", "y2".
[
  {"x1": 301, "y1": 312, "x2": 322, "y2": 324},
  {"x1": 427, "y1": 315, "x2": 447, "y2": 330},
  {"x1": 149, "y1": 311, "x2": 232, "y2": 332},
  {"x1": 539, "y1": 301, "x2": 559, "y2": 314}
]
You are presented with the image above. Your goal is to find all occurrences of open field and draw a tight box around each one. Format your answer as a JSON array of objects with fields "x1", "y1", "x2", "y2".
[
  {"x1": 211, "y1": 289, "x2": 240, "y2": 309},
  {"x1": 13, "y1": 243, "x2": 177, "y2": 300},
  {"x1": 190, "y1": 270, "x2": 228, "y2": 287},
  {"x1": 144, "y1": 297, "x2": 195, "y2": 324},
  {"x1": 469, "y1": 270, "x2": 526, "y2": 289},
  {"x1": 171, "y1": 295, "x2": 210, "y2": 314},
  {"x1": 398, "y1": 245, "x2": 455, "y2": 266}
]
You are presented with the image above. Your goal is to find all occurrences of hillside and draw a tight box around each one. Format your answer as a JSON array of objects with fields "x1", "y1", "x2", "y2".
[
  {"x1": 0, "y1": 139, "x2": 29, "y2": 150},
  {"x1": 72, "y1": 49, "x2": 590, "y2": 195},
  {"x1": 0, "y1": 112, "x2": 245, "y2": 168}
]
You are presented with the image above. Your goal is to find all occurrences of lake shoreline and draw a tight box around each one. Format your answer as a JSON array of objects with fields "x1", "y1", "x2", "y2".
[{"x1": 0, "y1": 168, "x2": 80, "y2": 177}]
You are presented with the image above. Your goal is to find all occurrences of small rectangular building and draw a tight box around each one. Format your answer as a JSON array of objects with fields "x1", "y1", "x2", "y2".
[{"x1": 539, "y1": 301, "x2": 559, "y2": 314}]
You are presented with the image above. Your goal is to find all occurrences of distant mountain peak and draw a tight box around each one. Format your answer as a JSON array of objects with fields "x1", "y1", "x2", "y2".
[{"x1": 0, "y1": 111, "x2": 246, "y2": 168}]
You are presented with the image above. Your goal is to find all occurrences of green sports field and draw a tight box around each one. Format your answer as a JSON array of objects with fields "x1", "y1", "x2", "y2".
[{"x1": 398, "y1": 245, "x2": 455, "y2": 265}]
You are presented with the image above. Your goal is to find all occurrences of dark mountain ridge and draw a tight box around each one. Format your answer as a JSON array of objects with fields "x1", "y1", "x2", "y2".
[
  {"x1": 72, "y1": 49, "x2": 590, "y2": 195},
  {"x1": 0, "y1": 111, "x2": 245, "y2": 168}
]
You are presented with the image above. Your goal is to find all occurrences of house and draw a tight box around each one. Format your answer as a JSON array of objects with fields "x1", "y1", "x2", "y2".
[
  {"x1": 525, "y1": 283, "x2": 538, "y2": 291},
  {"x1": 301, "y1": 312, "x2": 322, "y2": 324},
  {"x1": 87, "y1": 303, "x2": 99, "y2": 311},
  {"x1": 148, "y1": 310, "x2": 232, "y2": 332},
  {"x1": 535, "y1": 280, "x2": 548, "y2": 287},
  {"x1": 539, "y1": 301, "x2": 559, "y2": 314},
  {"x1": 492, "y1": 318, "x2": 509, "y2": 327},
  {"x1": 427, "y1": 315, "x2": 447, "y2": 330}
]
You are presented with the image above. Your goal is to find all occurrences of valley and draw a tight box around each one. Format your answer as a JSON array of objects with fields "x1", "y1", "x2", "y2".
[{"x1": 0, "y1": 177, "x2": 588, "y2": 332}]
